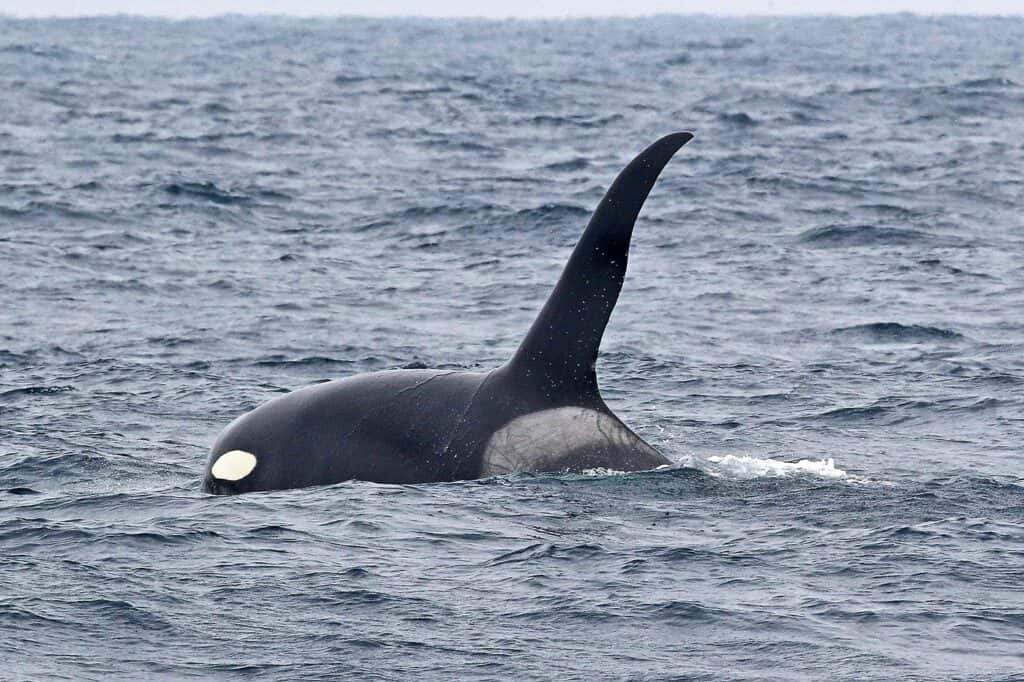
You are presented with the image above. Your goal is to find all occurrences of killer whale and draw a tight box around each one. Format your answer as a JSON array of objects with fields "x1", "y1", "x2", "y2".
[{"x1": 203, "y1": 132, "x2": 692, "y2": 494}]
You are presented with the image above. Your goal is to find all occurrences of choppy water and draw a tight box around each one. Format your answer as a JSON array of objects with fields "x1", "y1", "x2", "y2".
[{"x1": 2, "y1": 14, "x2": 1024, "y2": 680}]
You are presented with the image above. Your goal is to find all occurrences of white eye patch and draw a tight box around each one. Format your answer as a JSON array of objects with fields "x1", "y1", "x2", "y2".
[{"x1": 211, "y1": 449, "x2": 257, "y2": 481}]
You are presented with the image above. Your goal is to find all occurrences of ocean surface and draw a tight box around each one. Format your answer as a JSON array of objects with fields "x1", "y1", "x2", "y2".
[{"x1": 1, "y1": 14, "x2": 1023, "y2": 680}]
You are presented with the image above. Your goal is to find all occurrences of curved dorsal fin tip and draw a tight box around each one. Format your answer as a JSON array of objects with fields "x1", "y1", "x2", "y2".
[
  {"x1": 666, "y1": 131, "x2": 695, "y2": 143},
  {"x1": 510, "y1": 132, "x2": 693, "y2": 399}
]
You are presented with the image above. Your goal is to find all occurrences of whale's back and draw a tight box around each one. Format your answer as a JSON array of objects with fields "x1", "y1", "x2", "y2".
[{"x1": 203, "y1": 369, "x2": 488, "y2": 493}]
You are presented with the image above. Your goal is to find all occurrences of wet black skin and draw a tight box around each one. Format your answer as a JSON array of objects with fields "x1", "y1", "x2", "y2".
[{"x1": 203, "y1": 133, "x2": 692, "y2": 494}]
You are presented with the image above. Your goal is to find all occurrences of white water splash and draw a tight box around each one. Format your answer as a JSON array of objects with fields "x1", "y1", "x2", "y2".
[
  {"x1": 574, "y1": 457, "x2": 884, "y2": 485},
  {"x1": 578, "y1": 467, "x2": 629, "y2": 477},
  {"x1": 578, "y1": 464, "x2": 675, "y2": 477},
  {"x1": 700, "y1": 454, "x2": 847, "y2": 480},
  {"x1": 695, "y1": 454, "x2": 890, "y2": 485}
]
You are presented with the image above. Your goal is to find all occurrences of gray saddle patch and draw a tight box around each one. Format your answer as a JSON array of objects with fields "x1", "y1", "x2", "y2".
[{"x1": 481, "y1": 407, "x2": 645, "y2": 476}]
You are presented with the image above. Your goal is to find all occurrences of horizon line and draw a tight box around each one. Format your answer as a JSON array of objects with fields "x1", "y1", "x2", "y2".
[{"x1": 3, "y1": 10, "x2": 1024, "y2": 19}]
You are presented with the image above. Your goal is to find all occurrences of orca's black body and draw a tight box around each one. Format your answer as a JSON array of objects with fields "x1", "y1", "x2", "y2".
[{"x1": 203, "y1": 133, "x2": 692, "y2": 494}]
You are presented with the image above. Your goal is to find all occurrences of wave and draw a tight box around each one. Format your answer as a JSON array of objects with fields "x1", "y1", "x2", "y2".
[
  {"x1": 161, "y1": 181, "x2": 252, "y2": 205},
  {"x1": 513, "y1": 202, "x2": 590, "y2": 224},
  {"x1": 849, "y1": 77, "x2": 1018, "y2": 99},
  {"x1": 0, "y1": 350, "x2": 36, "y2": 368},
  {"x1": 4, "y1": 487, "x2": 42, "y2": 496},
  {"x1": 543, "y1": 157, "x2": 590, "y2": 172},
  {"x1": 0, "y1": 43, "x2": 77, "y2": 59},
  {"x1": 488, "y1": 542, "x2": 608, "y2": 566},
  {"x1": 955, "y1": 77, "x2": 1017, "y2": 89},
  {"x1": 0, "y1": 201, "x2": 105, "y2": 222},
  {"x1": 810, "y1": 401, "x2": 928, "y2": 424},
  {"x1": 681, "y1": 37, "x2": 754, "y2": 50},
  {"x1": 916, "y1": 258, "x2": 994, "y2": 279},
  {"x1": 796, "y1": 224, "x2": 941, "y2": 247},
  {"x1": 333, "y1": 74, "x2": 376, "y2": 86},
  {"x1": 52, "y1": 598, "x2": 172, "y2": 631},
  {"x1": 254, "y1": 355, "x2": 355, "y2": 368},
  {"x1": 527, "y1": 113, "x2": 623, "y2": 128},
  {"x1": 0, "y1": 385, "x2": 77, "y2": 400},
  {"x1": 717, "y1": 111, "x2": 758, "y2": 126},
  {"x1": 417, "y1": 137, "x2": 496, "y2": 153},
  {"x1": 830, "y1": 322, "x2": 963, "y2": 343},
  {"x1": 649, "y1": 600, "x2": 730, "y2": 624}
]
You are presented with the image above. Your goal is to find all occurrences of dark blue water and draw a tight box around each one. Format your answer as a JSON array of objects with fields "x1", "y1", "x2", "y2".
[{"x1": 2, "y1": 14, "x2": 1023, "y2": 680}]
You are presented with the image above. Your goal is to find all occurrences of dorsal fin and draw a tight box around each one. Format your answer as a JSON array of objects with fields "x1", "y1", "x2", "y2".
[{"x1": 507, "y1": 132, "x2": 693, "y2": 401}]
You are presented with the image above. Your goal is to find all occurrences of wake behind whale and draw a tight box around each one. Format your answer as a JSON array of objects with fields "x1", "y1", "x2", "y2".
[{"x1": 203, "y1": 132, "x2": 692, "y2": 494}]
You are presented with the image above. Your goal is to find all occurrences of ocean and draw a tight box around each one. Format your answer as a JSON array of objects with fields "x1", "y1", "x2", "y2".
[{"x1": 1, "y1": 14, "x2": 1023, "y2": 680}]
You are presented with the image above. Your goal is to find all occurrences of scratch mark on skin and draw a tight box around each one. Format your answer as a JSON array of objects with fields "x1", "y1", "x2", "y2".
[
  {"x1": 435, "y1": 368, "x2": 499, "y2": 470},
  {"x1": 334, "y1": 371, "x2": 458, "y2": 446}
]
